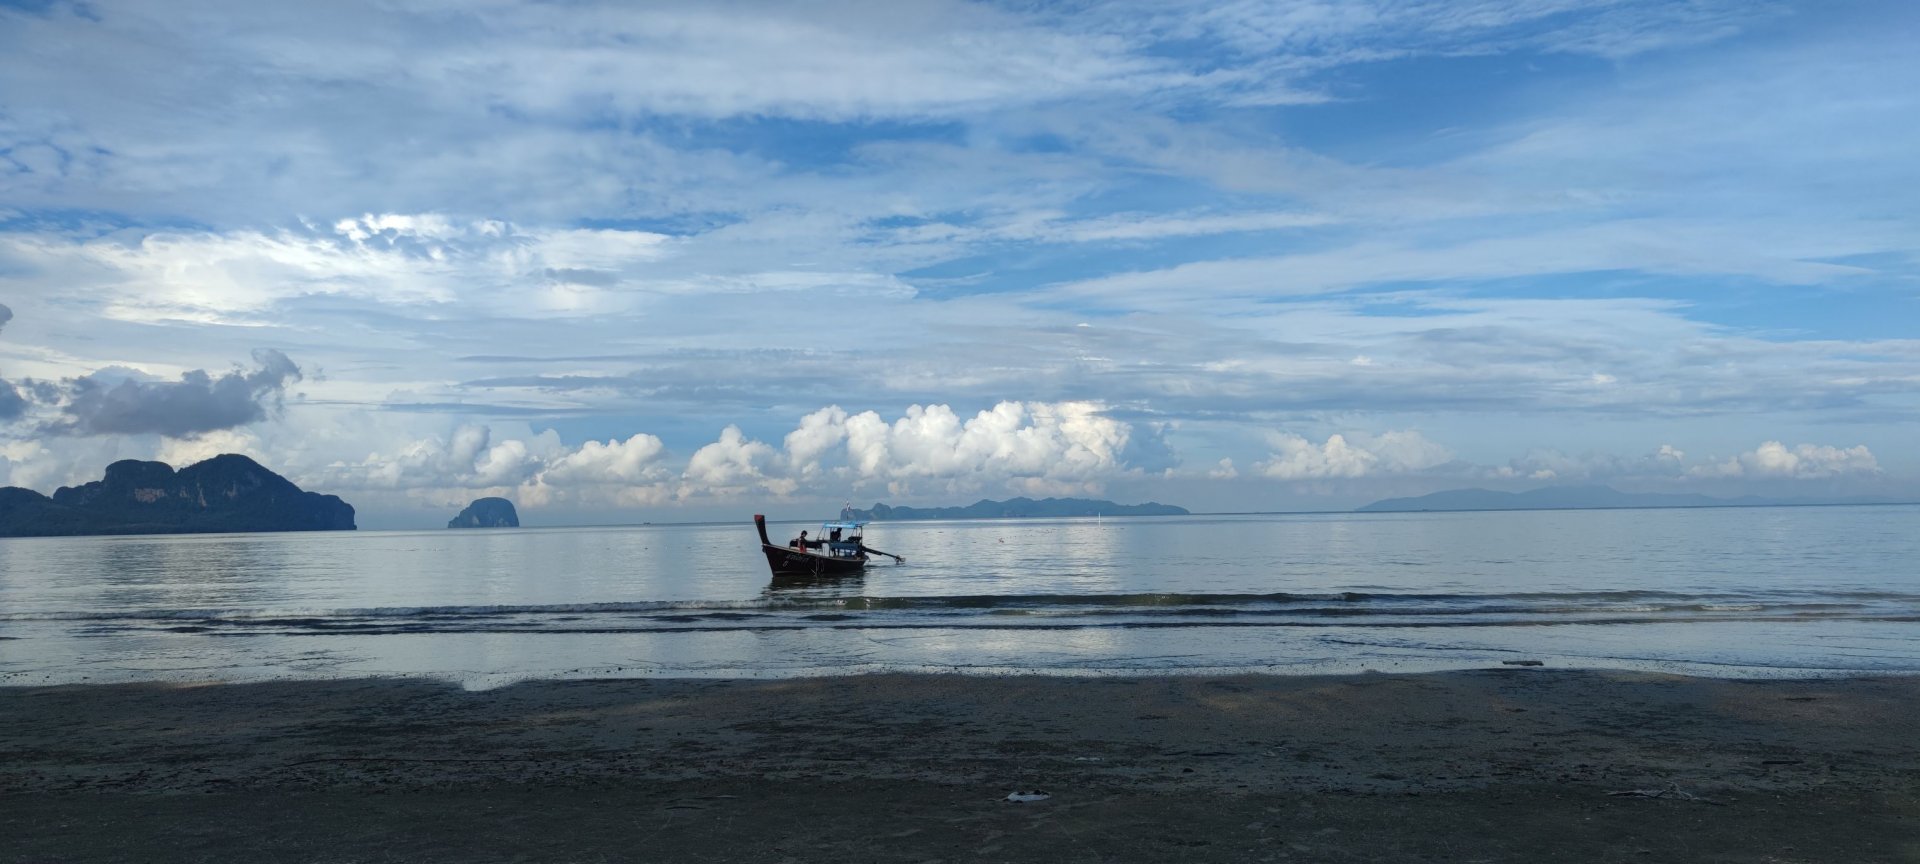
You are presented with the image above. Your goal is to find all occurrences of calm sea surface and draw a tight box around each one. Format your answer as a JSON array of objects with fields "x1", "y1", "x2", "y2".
[{"x1": 3, "y1": 507, "x2": 1917, "y2": 688}]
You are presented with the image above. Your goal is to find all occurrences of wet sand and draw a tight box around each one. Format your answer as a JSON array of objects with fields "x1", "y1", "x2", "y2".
[{"x1": 4, "y1": 669, "x2": 1917, "y2": 862}]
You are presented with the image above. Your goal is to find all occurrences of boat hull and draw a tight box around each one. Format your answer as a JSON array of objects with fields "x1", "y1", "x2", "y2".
[{"x1": 760, "y1": 543, "x2": 867, "y2": 578}]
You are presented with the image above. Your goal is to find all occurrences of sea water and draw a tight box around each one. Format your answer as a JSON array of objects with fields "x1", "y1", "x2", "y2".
[{"x1": 2, "y1": 507, "x2": 1916, "y2": 688}]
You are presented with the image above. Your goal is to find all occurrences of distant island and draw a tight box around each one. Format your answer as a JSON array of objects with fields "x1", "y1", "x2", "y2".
[
  {"x1": 0, "y1": 454, "x2": 355, "y2": 537},
  {"x1": 841, "y1": 497, "x2": 1189, "y2": 521},
  {"x1": 1357, "y1": 485, "x2": 1906, "y2": 513},
  {"x1": 448, "y1": 497, "x2": 519, "y2": 529}
]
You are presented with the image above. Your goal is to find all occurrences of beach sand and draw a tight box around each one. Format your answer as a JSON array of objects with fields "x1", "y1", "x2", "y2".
[{"x1": 3, "y1": 669, "x2": 1916, "y2": 862}]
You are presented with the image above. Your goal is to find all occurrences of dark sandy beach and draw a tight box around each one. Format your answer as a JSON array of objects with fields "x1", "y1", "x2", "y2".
[{"x1": 4, "y1": 669, "x2": 1917, "y2": 862}]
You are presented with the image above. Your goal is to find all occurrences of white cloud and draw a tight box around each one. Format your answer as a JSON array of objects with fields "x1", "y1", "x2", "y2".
[
  {"x1": 784, "y1": 406, "x2": 852, "y2": 480},
  {"x1": 421, "y1": 2, "x2": 1183, "y2": 122},
  {"x1": 154, "y1": 428, "x2": 265, "y2": 469},
  {"x1": 541, "y1": 433, "x2": 668, "y2": 486},
  {"x1": 1691, "y1": 441, "x2": 1881, "y2": 480},
  {"x1": 682, "y1": 425, "x2": 793, "y2": 497},
  {"x1": 1496, "y1": 442, "x2": 1725, "y2": 484},
  {"x1": 0, "y1": 437, "x2": 128, "y2": 491},
  {"x1": 733, "y1": 399, "x2": 1138, "y2": 499},
  {"x1": 321, "y1": 424, "x2": 563, "y2": 492},
  {"x1": 288, "y1": 400, "x2": 1140, "y2": 511},
  {"x1": 1256, "y1": 429, "x2": 1451, "y2": 480},
  {"x1": 0, "y1": 217, "x2": 673, "y2": 326},
  {"x1": 794, "y1": 400, "x2": 1134, "y2": 497},
  {"x1": 1260, "y1": 433, "x2": 1376, "y2": 479},
  {"x1": 306, "y1": 423, "x2": 673, "y2": 511}
]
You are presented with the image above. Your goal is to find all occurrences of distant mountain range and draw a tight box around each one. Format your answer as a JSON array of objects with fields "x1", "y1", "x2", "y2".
[
  {"x1": 1357, "y1": 485, "x2": 1910, "y2": 513},
  {"x1": 0, "y1": 454, "x2": 355, "y2": 537},
  {"x1": 841, "y1": 497, "x2": 1189, "y2": 521}
]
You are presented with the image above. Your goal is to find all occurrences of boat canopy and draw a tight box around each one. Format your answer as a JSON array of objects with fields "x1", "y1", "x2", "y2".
[{"x1": 820, "y1": 520, "x2": 866, "y2": 532}]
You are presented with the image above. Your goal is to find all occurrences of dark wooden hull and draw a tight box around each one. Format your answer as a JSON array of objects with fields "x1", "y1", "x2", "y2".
[
  {"x1": 754, "y1": 514, "x2": 867, "y2": 578},
  {"x1": 760, "y1": 543, "x2": 867, "y2": 578}
]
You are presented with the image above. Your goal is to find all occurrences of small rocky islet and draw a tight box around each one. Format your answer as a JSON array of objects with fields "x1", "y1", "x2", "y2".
[{"x1": 447, "y1": 496, "x2": 519, "y2": 529}]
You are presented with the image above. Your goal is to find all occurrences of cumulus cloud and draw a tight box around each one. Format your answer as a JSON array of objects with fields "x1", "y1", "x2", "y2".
[
  {"x1": 683, "y1": 425, "x2": 793, "y2": 497},
  {"x1": 677, "y1": 401, "x2": 1136, "y2": 499},
  {"x1": 1259, "y1": 433, "x2": 1376, "y2": 479},
  {"x1": 1690, "y1": 441, "x2": 1881, "y2": 480},
  {"x1": 782, "y1": 407, "x2": 853, "y2": 480},
  {"x1": 309, "y1": 400, "x2": 1142, "y2": 511},
  {"x1": 42, "y1": 349, "x2": 302, "y2": 438},
  {"x1": 324, "y1": 425, "x2": 561, "y2": 491},
  {"x1": 835, "y1": 401, "x2": 1131, "y2": 497},
  {"x1": 1256, "y1": 430, "x2": 1451, "y2": 480},
  {"x1": 541, "y1": 433, "x2": 669, "y2": 486}
]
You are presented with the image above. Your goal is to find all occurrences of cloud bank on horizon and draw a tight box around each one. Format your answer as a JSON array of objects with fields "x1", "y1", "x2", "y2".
[{"x1": 0, "y1": 0, "x2": 1915, "y2": 525}]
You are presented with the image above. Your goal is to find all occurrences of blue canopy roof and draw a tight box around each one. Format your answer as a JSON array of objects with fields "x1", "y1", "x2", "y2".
[{"x1": 820, "y1": 520, "x2": 866, "y2": 531}]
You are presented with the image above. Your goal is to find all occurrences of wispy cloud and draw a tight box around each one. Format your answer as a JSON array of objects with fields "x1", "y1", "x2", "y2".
[{"x1": 2, "y1": 0, "x2": 1916, "y2": 521}]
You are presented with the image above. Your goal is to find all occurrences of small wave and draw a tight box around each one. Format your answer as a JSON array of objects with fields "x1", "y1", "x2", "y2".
[
  {"x1": 11, "y1": 588, "x2": 1920, "y2": 625},
  {"x1": 14, "y1": 587, "x2": 1918, "y2": 640}
]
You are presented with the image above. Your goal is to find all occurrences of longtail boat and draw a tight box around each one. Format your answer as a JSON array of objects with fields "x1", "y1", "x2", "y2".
[{"x1": 754, "y1": 514, "x2": 902, "y2": 578}]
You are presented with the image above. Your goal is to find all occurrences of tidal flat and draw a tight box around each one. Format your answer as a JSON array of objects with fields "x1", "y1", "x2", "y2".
[{"x1": 4, "y1": 670, "x2": 1917, "y2": 862}]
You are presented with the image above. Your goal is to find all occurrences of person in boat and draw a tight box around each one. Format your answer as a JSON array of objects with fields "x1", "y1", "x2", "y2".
[
  {"x1": 791, "y1": 530, "x2": 810, "y2": 550},
  {"x1": 829, "y1": 528, "x2": 842, "y2": 543}
]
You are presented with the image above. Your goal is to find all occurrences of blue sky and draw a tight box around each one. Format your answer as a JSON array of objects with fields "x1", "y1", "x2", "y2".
[{"x1": 0, "y1": 0, "x2": 1915, "y2": 526}]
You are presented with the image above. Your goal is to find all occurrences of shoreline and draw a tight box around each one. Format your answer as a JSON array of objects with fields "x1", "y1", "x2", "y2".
[
  {"x1": 5, "y1": 669, "x2": 1917, "y2": 861},
  {"x1": 11, "y1": 641, "x2": 1916, "y2": 691}
]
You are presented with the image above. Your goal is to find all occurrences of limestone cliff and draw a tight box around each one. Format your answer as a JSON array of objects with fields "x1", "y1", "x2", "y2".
[
  {"x1": 448, "y1": 497, "x2": 520, "y2": 529},
  {"x1": 0, "y1": 454, "x2": 355, "y2": 537}
]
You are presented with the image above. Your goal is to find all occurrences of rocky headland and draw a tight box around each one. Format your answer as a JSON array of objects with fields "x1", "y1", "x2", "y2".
[{"x1": 0, "y1": 454, "x2": 355, "y2": 537}]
